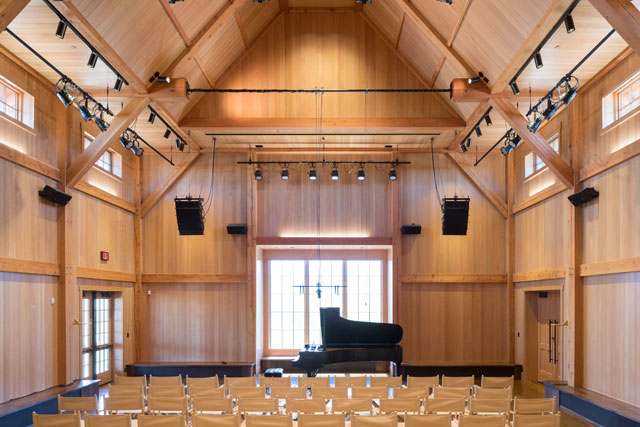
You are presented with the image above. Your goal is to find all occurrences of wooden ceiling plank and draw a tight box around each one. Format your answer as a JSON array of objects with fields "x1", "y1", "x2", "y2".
[
  {"x1": 589, "y1": 0, "x2": 640, "y2": 55},
  {"x1": 447, "y1": 100, "x2": 490, "y2": 150},
  {"x1": 51, "y1": 1, "x2": 148, "y2": 94},
  {"x1": 393, "y1": 0, "x2": 476, "y2": 77},
  {"x1": 66, "y1": 97, "x2": 150, "y2": 188},
  {"x1": 490, "y1": 97, "x2": 574, "y2": 187},
  {"x1": 234, "y1": 9, "x2": 250, "y2": 48},
  {"x1": 193, "y1": 55, "x2": 216, "y2": 87},
  {"x1": 447, "y1": 0, "x2": 472, "y2": 47},
  {"x1": 158, "y1": 0, "x2": 191, "y2": 47},
  {"x1": 141, "y1": 152, "x2": 201, "y2": 217},
  {"x1": 448, "y1": 152, "x2": 508, "y2": 218},
  {"x1": 491, "y1": 0, "x2": 575, "y2": 94},
  {"x1": 150, "y1": 101, "x2": 201, "y2": 152},
  {"x1": 431, "y1": 56, "x2": 446, "y2": 87},
  {"x1": 0, "y1": 0, "x2": 30, "y2": 31}
]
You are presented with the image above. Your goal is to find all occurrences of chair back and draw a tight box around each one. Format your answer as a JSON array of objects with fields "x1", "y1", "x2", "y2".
[
  {"x1": 312, "y1": 386, "x2": 348, "y2": 399},
  {"x1": 458, "y1": 414, "x2": 506, "y2": 426},
  {"x1": 513, "y1": 398, "x2": 556, "y2": 414},
  {"x1": 352, "y1": 386, "x2": 389, "y2": 399},
  {"x1": 441, "y1": 375, "x2": 474, "y2": 388},
  {"x1": 192, "y1": 397, "x2": 233, "y2": 414},
  {"x1": 192, "y1": 414, "x2": 241, "y2": 427},
  {"x1": 108, "y1": 385, "x2": 145, "y2": 398},
  {"x1": 468, "y1": 398, "x2": 510, "y2": 415},
  {"x1": 393, "y1": 387, "x2": 428, "y2": 400},
  {"x1": 147, "y1": 396, "x2": 189, "y2": 415},
  {"x1": 229, "y1": 386, "x2": 266, "y2": 399},
  {"x1": 189, "y1": 386, "x2": 225, "y2": 398},
  {"x1": 149, "y1": 375, "x2": 182, "y2": 386},
  {"x1": 57, "y1": 395, "x2": 98, "y2": 414},
  {"x1": 513, "y1": 414, "x2": 561, "y2": 427},
  {"x1": 113, "y1": 375, "x2": 147, "y2": 389},
  {"x1": 237, "y1": 398, "x2": 279, "y2": 414},
  {"x1": 334, "y1": 376, "x2": 367, "y2": 388},
  {"x1": 351, "y1": 414, "x2": 398, "y2": 427},
  {"x1": 285, "y1": 398, "x2": 327, "y2": 414},
  {"x1": 270, "y1": 386, "x2": 306, "y2": 399},
  {"x1": 298, "y1": 377, "x2": 331, "y2": 389},
  {"x1": 261, "y1": 377, "x2": 291, "y2": 388},
  {"x1": 433, "y1": 387, "x2": 470, "y2": 399},
  {"x1": 404, "y1": 414, "x2": 451, "y2": 427},
  {"x1": 297, "y1": 414, "x2": 345, "y2": 427},
  {"x1": 330, "y1": 398, "x2": 372, "y2": 414},
  {"x1": 224, "y1": 376, "x2": 258, "y2": 389},
  {"x1": 138, "y1": 415, "x2": 186, "y2": 427},
  {"x1": 369, "y1": 377, "x2": 402, "y2": 388},
  {"x1": 84, "y1": 414, "x2": 132, "y2": 427},
  {"x1": 407, "y1": 376, "x2": 439, "y2": 390},
  {"x1": 187, "y1": 376, "x2": 219, "y2": 389},
  {"x1": 379, "y1": 398, "x2": 421, "y2": 414},
  {"x1": 245, "y1": 414, "x2": 293, "y2": 427},
  {"x1": 474, "y1": 387, "x2": 511, "y2": 399},
  {"x1": 104, "y1": 395, "x2": 145, "y2": 414},
  {"x1": 480, "y1": 376, "x2": 513, "y2": 389},
  {"x1": 33, "y1": 413, "x2": 81, "y2": 427},
  {"x1": 425, "y1": 398, "x2": 465, "y2": 414},
  {"x1": 148, "y1": 385, "x2": 185, "y2": 397}
]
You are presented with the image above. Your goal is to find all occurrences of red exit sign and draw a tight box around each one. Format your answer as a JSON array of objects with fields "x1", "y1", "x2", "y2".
[{"x1": 100, "y1": 251, "x2": 110, "y2": 262}]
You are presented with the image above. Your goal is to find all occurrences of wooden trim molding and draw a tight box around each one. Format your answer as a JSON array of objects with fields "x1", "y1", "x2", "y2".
[
  {"x1": 0, "y1": 142, "x2": 62, "y2": 181},
  {"x1": 76, "y1": 267, "x2": 136, "y2": 283},
  {"x1": 513, "y1": 182, "x2": 566, "y2": 214},
  {"x1": 256, "y1": 237, "x2": 393, "y2": 246},
  {"x1": 74, "y1": 181, "x2": 137, "y2": 214},
  {"x1": 400, "y1": 274, "x2": 507, "y2": 284},
  {"x1": 512, "y1": 268, "x2": 565, "y2": 283},
  {"x1": 0, "y1": 256, "x2": 60, "y2": 276},
  {"x1": 579, "y1": 257, "x2": 640, "y2": 277},
  {"x1": 579, "y1": 137, "x2": 640, "y2": 182},
  {"x1": 142, "y1": 273, "x2": 248, "y2": 283}
]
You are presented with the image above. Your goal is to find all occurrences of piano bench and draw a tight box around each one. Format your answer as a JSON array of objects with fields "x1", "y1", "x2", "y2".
[{"x1": 264, "y1": 368, "x2": 284, "y2": 378}]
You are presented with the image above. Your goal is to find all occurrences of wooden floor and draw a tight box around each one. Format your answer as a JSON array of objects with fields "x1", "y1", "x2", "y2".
[{"x1": 514, "y1": 381, "x2": 595, "y2": 426}]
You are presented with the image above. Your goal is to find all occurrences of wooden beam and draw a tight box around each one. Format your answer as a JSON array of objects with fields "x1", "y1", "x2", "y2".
[
  {"x1": 512, "y1": 268, "x2": 566, "y2": 282},
  {"x1": 180, "y1": 117, "x2": 466, "y2": 131},
  {"x1": 76, "y1": 267, "x2": 136, "y2": 283},
  {"x1": 492, "y1": 0, "x2": 576, "y2": 93},
  {"x1": 142, "y1": 273, "x2": 248, "y2": 283},
  {"x1": 133, "y1": 156, "x2": 143, "y2": 362},
  {"x1": 256, "y1": 237, "x2": 393, "y2": 246},
  {"x1": 393, "y1": 0, "x2": 476, "y2": 76},
  {"x1": 66, "y1": 97, "x2": 150, "y2": 188},
  {"x1": 448, "y1": 0, "x2": 472, "y2": 46},
  {"x1": 140, "y1": 152, "x2": 200, "y2": 217},
  {"x1": 580, "y1": 257, "x2": 640, "y2": 277},
  {"x1": 512, "y1": 182, "x2": 566, "y2": 214},
  {"x1": 431, "y1": 56, "x2": 445, "y2": 87},
  {"x1": 50, "y1": 1, "x2": 148, "y2": 93},
  {"x1": 450, "y1": 78, "x2": 492, "y2": 102},
  {"x1": 234, "y1": 9, "x2": 250, "y2": 48},
  {"x1": 246, "y1": 167, "x2": 257, "y2": 362},
  {"x1": 400, "y1": 274, "x2": 508, "y2": 284},
  {"x1": 147, "y1": 78, "x2": 189, "y2": 102},
  {"x1": 158, "y1": 0, "x2": 191, "y2": 46},
  {"x1": 279, "y1": 0, "x2": 289, "y2": 11},
  {"x1": 394, "y1": 13, "x2": 406, "y2": 49},
  {"x1": 447, "y1": 101, "x2": 490, "y2": 150},
  {"x1": 581, "y1": 46, "x2": 634, "y2": 92},
  {"x1": 589, "y1": 0, "x2": 640, "y2": 55},
  {"x1": 0, "y1": 142, "x2": 62, "y2": 181},
  {"x1": 0, "y1": 0, "x2": 30, "y2": 31},
  {"x1": 149, "y1": 102, "x2": 200, "y2": 152},
  {"x1": 74, "y1": 181, "x2": 137, "y2": 214},
  {"x1": 490, "y1": 97, "x2": 574, "y2": 188},
  {"x1": 448, "y1": 152, "x2": 508, "y2": 217},
  {"x1": 506, "y1": 153, "x2": 515, "y2": 362},
  {"x1": 0, "y1": 256, "x2": 60, "y2": 276},
  {"x1": 579, "y1": 137, "x2": 640, "y2": 181}
]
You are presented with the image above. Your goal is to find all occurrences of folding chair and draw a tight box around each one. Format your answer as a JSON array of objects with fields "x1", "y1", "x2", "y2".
[
  {"x1": 298, "y1": 377, "x2": 331, "y2": 389},
  {"x1": 192, "y1": 397, "x2": 233, "y2": 414},
  {"x1": 192, "y1": 414, "x2": 242, "y2": 427},
  {"x1": 458, "y1": 414, "x2": 506, "y2": 426},
  {"x1": 379, "y1": 398, "x2": 421, "y2": 414},
  {"x1": 147, "y1": 396, "x2": 189, "y2": 416},
  {"x1": 312, "y1": 386, "x2": 348, "y2": 399},
  {"x1": 433, "y1": 387, "x2": 471, "y2": 399},
  {"x1": 84, "y1": 414, "x2": 132, "y2": 427},
  {"x1": 334, "y1": 377, "x2": 367, "y2": 388},
  {"x1": 189, "y1": 386, "x2": 225, "y2": 399},
  {"x1": 441, "y1": 375, "x2": 474, "y2": 388},
  {"x1": 245, "y1": 414, "x2": 293, "y2": 427},
  {"x1": 229, "y1": 386, "x2": 266, "y2": 400},
  {"x1": 369, "y1": 377, "x2": 403, "y2": 388},
  {"x1": 57, "y1": 395, "x2": 98, "y2": 415},
  {"x1": 147, "y1": 385, "x2": 185, "y2": 397},
  {"x1": 407, "y1": 376, "x2": 439, "y2": 391},
  {"x1": 113, "y1": 375, "x2": 147, "y2": 390},
  {"x1": 108, "y1": 385, "x2": 145, "y2": 398},
  {"x1": 403, "y1": 414, "x2": 451, "y2": 427},
  {"x1": 297, "y1": 413, "x2": 345, "y2": 427},
  {"x1": 392, "y1": 387, "x2": 429, "y2": 401},
  {"x1": 513, "y1": 414, "x2": 561, "y2": 427},
  {"x1": 104, "y1": 395, "x2": 145, "y2": 415},
  {"x1": 513, "y1": 398, "x2": 556, "y2": 415},
  {"x1": 330, "y1": 398, "x2": 373, "y2": 415},
  {"x1": 237, "y1": 398, "x2": 279, "y2": 415},
  {"x1": 352, "y1": 386, "x2": 389, "y2": 399},
  {"x1": 480, "y1": 376, "x2": 513, "y2": 389},
  {"x1": 187, "y1": 376, "x2": 219, "y2": 389},
  {"x1": 474, "y1": 387, "x2": 512, "y2": 400},
  {"x1": 468, "y1": 398, "x2": 510, "y2": 415},
  {"x1": 270, "y1": 386, "x2": 306, "y2": 399},
  {"x1": 137, "y1": 414, "x2": 186, "y2": 427},
  {"x1": 424, "y1": 398, "x2": 465, "y2": 415},
  {"x1": 350, "y1": 414, "x2": 398, "y2": 427},
  {"x1": 223, "y1": 376, "x2": 258, "y2": 390},
  {"x1": 32, "y1": 412, "x2": 81, "y2": 427},
  {"x1": 149, "y1": 375, "x2": 183, "y2": 387},
  {"x1": 285, "y1": 398, "x2": 327, "y2": 414},
  {"x1": 260, "y1": 377, "x2": 291, "y2": 388}
]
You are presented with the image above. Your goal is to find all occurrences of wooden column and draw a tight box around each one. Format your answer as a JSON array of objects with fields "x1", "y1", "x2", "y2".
[
  {"x1": 506, "y1": 154, "x2": 516, "y2": 362},
  {"x1": 391, "y1": 153, "x2": 401, "y2": 324},
  {"x1": 247, "y1": 165, "x2": 258, "y2": 365},
  {"x1": 133, "y1": 156, "x2": 143, "y2": 361}
]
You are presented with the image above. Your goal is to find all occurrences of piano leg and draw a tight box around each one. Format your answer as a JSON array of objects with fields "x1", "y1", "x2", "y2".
[{"x1": 307, "y1": 369, "x2": 320, "y2": 378}]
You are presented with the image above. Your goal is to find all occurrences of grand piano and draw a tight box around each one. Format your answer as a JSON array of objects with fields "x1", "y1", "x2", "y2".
[{"x1": 291, "y1": 307, "x2": 403, "y2": 377}]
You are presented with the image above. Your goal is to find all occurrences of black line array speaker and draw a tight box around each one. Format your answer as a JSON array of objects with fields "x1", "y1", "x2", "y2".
[
  {"x1": 38, "y1": 185, "x2": 72, "y2": 206},
  {"x1": 568, "y1": 187, "x2": 599, "y2": 206},
  {"x1": 175, "y1": 197, "x2": 205, "y2": 235},
  {"x1": 401, "y1": 224, "x2": 422, "y2": 235},
  {"x1": 227, "y1": 224, "x2": 247, "y2": 235},
  {"x1": 442, "y1": 197, "x2": 470, "y2": 235}
]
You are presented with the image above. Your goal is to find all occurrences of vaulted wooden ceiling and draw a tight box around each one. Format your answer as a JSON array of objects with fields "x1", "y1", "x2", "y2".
[{"x1": 0, "y1": 0, "x2": 630, "y2": 150}]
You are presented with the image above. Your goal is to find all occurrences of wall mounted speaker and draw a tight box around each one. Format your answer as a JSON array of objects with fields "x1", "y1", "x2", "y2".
[
  {"x1": 442, "y1": 197, "x2": 470, "y2": 235},
  {"x1": 568, "y1": 187, "x2": 599, "y2": 206},
  {"x1": 401, "y1": 224, "x2": 422, "y2": 235},
  {"x1": 227, "y1": 224, "x2": 247, "y2": 235},
  {"x1": 38, "y1": 185, "x2": 72, "y2": 206},
  {"x1": 175, "y1": 197, "x2": 204, "y2": 235}
]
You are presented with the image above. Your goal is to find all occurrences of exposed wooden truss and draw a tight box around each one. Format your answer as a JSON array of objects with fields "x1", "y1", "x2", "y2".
[
  {"x1": 589, "y1": 0, "x2": 640, "y2": 55},
  {"x1": 0, "y1": 0, "x2": 30, "y2": 32}
]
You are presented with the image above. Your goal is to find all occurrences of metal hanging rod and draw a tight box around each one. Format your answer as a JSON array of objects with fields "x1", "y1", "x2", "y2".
[
  {"x1": 190, "y1": 88, "x2": 452, "y2": 94},
  {"x1": 238, "y1": 160, "x2": 410, "y2": 165},
  {"x1": 205, "y1": 132, "x2": 440, "y2": 136},
  {"x1": 135, "y1": 132, "x2": 175, "y2": 166},
  {"x1": 474, "y1": 130, "x2": 510, "y2": 166}
]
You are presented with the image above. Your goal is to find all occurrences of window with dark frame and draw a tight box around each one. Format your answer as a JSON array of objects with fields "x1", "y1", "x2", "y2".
[
  {"x1": 0, "y1": 77, "x2": 22, "y2": 122},
  {"x1": 81, "y1": 291, "x2": 113, "y2": 384}
]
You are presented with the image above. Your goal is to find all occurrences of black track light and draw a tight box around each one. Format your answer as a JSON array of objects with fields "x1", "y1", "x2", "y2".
[
  {"x1": 131, "y1": 143, "x2": 144, "y2": 157},
  {"x1": 164, "y1": 129, "x2": 171, "y2": 139},
  {"x1": 55, "y1": 79, "x2": 74, "y2": 107},
  {"x1": 466, "y1": 137, "x2": 472, "y2": 147},
  {"x1": 55, "y1": 20, "x2": 67, "y2": 39},
  {"x1": 357, "y1": 165, "x2": 365, "y2": 181},
  {"x1": 475, "y1": 127, "x2": 482, "y2": 137},
  {"x1": 95, "y1": 112, "x2": 109, "y2": 132},
  {"x1": 331, "y1": 165, "x2": 339, "y2": 181},
  {"x1": 157, "y1": 76, "x2": 170, "y2": 83},
  {"x1": 509, "y1": 134, "x2": 522, "y2": 148},
  {"x1": 281, "y1": 167, "x2": 289, "y2": 181},
  {"x1": 461, "y1": 143, "x2": 468, "y2": 153},
  {"x1": 510, "y1": 81, "x2": 520, "y2": 96},
  {"x1": 560, "y1": 77, "x2": 578, "y2": 106},
  {"x1": 468, "y1": 76, "x2": 481, "y2": 84},
  {"x1": 148, "y1": 112, "x2": 156, "y2": 124},
  {"x1": 501, "y1": 144, "x2": 513, "y2": 156},
  {"x1": 179, "y1": 142, "x2": 185, "y2": 152},
  {"x1": 355, "y1": 0, "x2": 371, "y2": 3},
  {"x1": 527, "y1": 114, "x2": 543, "y2": 133},
  {"x1": 114, "y1": 77, "x2": 124, "y2": 92},
  {"x1": 389, "y1": 168, "x2": 397, "y2": 181},
  {"x1": 254, "y1": 168, "x2": 263, "y2": 181},
  {"x1": 484, "y1": 114, "x2": 493, "y2": 126},
  {"x1": 175, "y1": 138, "x2": 181, "y2": 150},
  {"x1": 564, "y1": 14, "x2": 575, "y2": 34},
  {"x1": 87, "y1": 51, "x2": 98, "y2": 68},
  {"x1": 309, "y1": 167, "x2": 317, "y2": 181},
  {"x1": 542, "y1": 99, "x2": 559, "y2": 120},
  {"x1": 534, "y1": 51, "x2": 544, "y2": 69},
  {"x1": 119, "y1": 131, "x2": 134, "y2": 150},
  {"x1": 78, "y1": 100, "x2": 93, "y2": 121}
]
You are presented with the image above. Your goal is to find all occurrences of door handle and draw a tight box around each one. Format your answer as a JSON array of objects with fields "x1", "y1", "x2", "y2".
[
  {"x1": 553, "y1": 319, "x2": 558, "y2": 364},
  {"x1": 548, "y1": 320, "x2": 552, "y2": 363}
]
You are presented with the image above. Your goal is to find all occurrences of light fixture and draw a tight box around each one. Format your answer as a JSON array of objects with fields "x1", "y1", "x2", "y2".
[
  {"x1": 87, "y1": 51, "x2": 98, "y2": 68},
  {"x1": 389, "y1": 168, "x2": 397, "y2": 181},
  {"x1": 95, "y1": 112, "x2": 109, "y2": 132},
  {"x1": 475, "y1": 127, "x2": 482, "y2": 137},
  {"x1": 355, "y1": 0, "x2": 372, "y2": 3},
  {"x1": 157, "y1": 76, "x2": 171, "y2": 83},
  {"x1": 484, "y1": 114, "x2": 493, "y2": 126},
  {"x1": 461, "y1": 144, "x2": 468, "y2": 153},
  {"x1": 542, "y1": 98, "x2": 559, "y2": 120},
  {"x1": 178, "y1": 142, "x2": 185, "y2": 152},
  {"x1": 560, "y1": 76, "x2": 578, "y2": 106},
  {"x1": 114, "y1": 77, "x2": 124, "y2": 92},
  {"x1": 148, "y1": 112, "x2": 156, "y2": 124},
  {"x1": 331, "y1": 165, "x2": 339, "y2": 181},
  {"x1": 164, "y1": 129, "x2": 171, "y2": 139},
  {"x1": 510, "y1": 81, "x2": 520, "y2": 96},
  {"x1": 500, "y1": 144, "x2": 513, "y2": 156},
  {"x1": 527, "y1": 113, "x2": 543, "y2": 133},
  {"x1": 468, "y1": 76, "x2": 481, "y2": 84},
  {"x1": 254, "y1": 168, "x2": 263, "y2": 181},
  {"x1": 55, "y1": 20, "x2": 67, "y2": 39},
  {"x1": 534, "y1": 51, "x2": 544, "y2": 69},
  {"x1": 78, "y1": 100, "x2": 93, "y2": 121},
  {"x1": 509, "y1": 134, "x2": 522, "y2": 148},
  {"x1": 55, "y1": 79, "x2": 74, "y2": 107},
  {"x1": 466, "y1": 137, "x2": 472, "y2": 147},
  {"x1": 357, "y1": 164, "x2": 365, "y2": 181},
  {"x1": 131, "y1": 143, "x2": 144, "y2": 157},
  {"x1": 564, "y1": 14, "x2": 575, "y2": 33},
  {"x1": 309, "y1": 165, "x2": 317, "y2": 181},
  {"x1": 281, "y1": 166, "x2": 289, "y2": 181},
  {"x1": 119, "y1": 130, "x2": 134, "y2": 150}
]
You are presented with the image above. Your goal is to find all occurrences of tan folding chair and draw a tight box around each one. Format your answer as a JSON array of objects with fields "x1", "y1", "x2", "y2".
[
  {"x1": 270, "y1": 386, "x2": 306, "y2": 399},
  {"x1": 352, "y1": 386, "x2": 389, "y2": 399},
  {"x1": 189, "y1": 386, "x2": 225, "y2": 398},
  {"x1": 458, "y1": 414, "x2": 506, "y2": 426},
  {"x1": 330, "y1": 398, "x2": 373, "y2": 415},
  {"x1": 149, "y1": 375, "x2": 183, "y2": 386},
  {"x1": 433, "y1": 387, "x2": 471, "y2": 399},
  {"x1": 260, "y1": 377, "x2": 291, "y2": 388},
  {"x1": 441, "y1": 375, "x2": 474, "y2": 388},
  {"x1": 312, "y1": 386, "x2": 348, "y2": 399},
  {"x1": 285, "y1": 398, "x2": 327, "y2": 414},
  {"x1": 238, "y1": 398, "x2": 279, "y2": 415},
  {"x1": 379, "y1": 398, "x2": 421, "y2": 414},
  {"x1": 84, "y1": 414, "x2": 132, "y2": 427},
  {"x1": 192, "y1": 397, "x2": 233, "y2": 414},
  {"x1": 192, "y1": 414, "x2": 242, "y2": 427},
  {"x1": 223, "y1": 376, "x2": 258, "y2": 390},
  {"x1": 513, "y1": 414, "x2": 561, "y2": 427},
  {"x1": 513, "y1": 398, "x2": 556, "y2": 415},
  {"x1": 351, "y1": 414, "x2": 398, "y2": 427},
  {"x1": 334, "y1": 376, "x2": 367, "y2": 388},
  {"x1": 148, "y1": 385, "x2": 185, "y2": 397},
  {"x1": 57, "y1": 395, "x2": 98, "y2": 414},
  {"x1": 480, "y1": 376, "x2": 513, "y2": 389},
  {"x1": 369, "y1": 377, "x2": 403, "y2": 388},
  {"x1": 33, "y1": 412, "x2": 81, "y2": 427},
  {"x1": 108, "y1": 385, "x2": 145, "y2": 398},
  {"x1": 424, "y1": 398, "x2": 465, "y2": 415},
  {"x1": 407, "y1": 376, "x2": 440, "y2": 391},
  {"x1": 468, "y1": 398, "x2": 511, "y2": 415},
  {"x1": 393, "y1": 387, "x2": 429, "y2": 401},
  {"x1": 148, "y1": 396, "x2": 189, "y2": 416},
  {"x1": 104, "y1": 395, "x2": 145, "y2": 415},
  {"x1": 298, "y1": 377, "x2": 331, "y2": 389},
  {"x1": 229, "y1": 386, "x2": 266, "y2": 399},
  {"x1": 187, "y1": 376, "x2": 219, "y2": 389},
  {"x1": 404, "y1": 414, "x2": 451, "y2": 427},
  {"x1": 138, "y1": 414, "x2": 186, "y2": 427},
  {"x1": 297, "y1": 413, "x2": 345, "y2": 427},
  {"x1": 245, "y1": 414, "x2": 293, "y2": 427},
  {"x1": 113, "y1": 375, "x2": 147, "y2": 389},
  {"x1": 474, "y1": 387, "x2": 512, "y2": 399}
]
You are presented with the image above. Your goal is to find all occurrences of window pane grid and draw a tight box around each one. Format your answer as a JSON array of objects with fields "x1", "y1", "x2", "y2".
[
  {"x1": 269, "y1": 260, "x2": 305, "y2": 350},
  {"x1": 82, "y1": 297, "x2": 91, "y2": 349}
]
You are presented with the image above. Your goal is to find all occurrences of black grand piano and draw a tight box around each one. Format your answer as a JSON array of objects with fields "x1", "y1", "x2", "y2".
[{"x1": 291, "y1": 307, "x2": 403, "y2": 377}]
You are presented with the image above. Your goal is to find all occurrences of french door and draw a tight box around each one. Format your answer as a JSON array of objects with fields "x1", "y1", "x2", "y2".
[{"x1": 81, "y1": 291, "x2": 114, "y2": 384}]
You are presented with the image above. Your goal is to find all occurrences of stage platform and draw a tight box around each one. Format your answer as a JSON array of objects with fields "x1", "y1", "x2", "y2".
[
  {"x1": 400, "y1": 361, "x2": 523, "y2": 380},
  {"x1": 126, "y1": 361, "x2": 256, "y2": 378}
]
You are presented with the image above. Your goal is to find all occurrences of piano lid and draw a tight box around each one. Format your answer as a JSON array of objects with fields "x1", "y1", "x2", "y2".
[{"x1": 320, "y1": 307, "x2": 403, "y2": 348}]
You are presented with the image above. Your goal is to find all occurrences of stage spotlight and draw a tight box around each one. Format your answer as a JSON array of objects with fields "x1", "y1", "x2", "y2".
[
  {"x1": 114, "y1": 77, "x2": 124, "y2": 92},
  {"x1": 164, "y1": 129, "x2": 171, "y2": 139},
  {"x1": 527, "y1": 114, "x2": 543, "y2": 133},
  {"x1": 542, "y1": 99, "x2": 559, "y2": 120},
  {"x1": 509, "y1": 134, "x2": 522, "y2": 148},
  {"x1": 357, "y1": 165, "x2": 365, "y2": 181},
  {"x1": 148, "y1": 112, "x2": 156, "y2": 124},
  {"x1": 484, "y1": 114, "x2": 493, "y2": 126},
  {"x1": 564, "y1": 14, "x2": 575, "y2": 33},
  {"x1": 131, "y1": 143, "x2": 144, "y2": 157},
  {"x1": 510, "y1": 81, "x2": 520, "y2": 96},
  {"x1": 55, "y1": 20, "x2": 67, "y2": 39},
  {"x1": 78, "y1": 100, "x2": 93, "y2": 121},
  {"x1": 501, "y1": 144, "x2": 513, "y2": 156},
  {"x1": 331, "y1": 165, "x2": 339, "y2": 181},
  {"x1": 178, "y1": 142, "x2": 185, "y2": 152},
  {"x1": 475, "y1": 127, "x2": 482, "y2": 137},
  {"x1": 157, "y1": 76, "x2": 171, "y2": 83},
  {"x1": 309, "y1": 166, "x2": 317, "y2": 181},
  {"x1": 94, "y1": 112, "x2": 109, "y2": 132},
  {"x1": 534, "y1": 51, "x2": 544, "y2": 69},
  {"x1": 560, "y1": 77, "x2": 578, "y2": 106},
  {"x1": 281, "y1": 167, "x2": 289, "y2": 181},
  {"x1": 87, "y1": 51, "x2": 98, "y2": 68},
  {"x1": 55, "y1": 79, "x2": 74, "y2": 107},
  {"x1": 254, "y1": 168, "x2": 263, "y2": 181},
  {"x1": 119, "y1": 130, "x2": 134, "y2": 150},
  {"x1": 468, "y1": 76, "x2": 481, "y2": 84},
  {"x1": 389, "y1": 168, "x2": 397, "y2": 181},
  {"x1": 466, "y1": 137, "x2": 472, "y2": 147}
]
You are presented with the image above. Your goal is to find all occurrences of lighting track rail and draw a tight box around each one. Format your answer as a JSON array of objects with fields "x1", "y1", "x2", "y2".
[
  {"x1": 147, "y1": 105, "x2": 187, "y2": 151},
  {"x1": 121, "y1": 128, "x2": 175, "y2": 166},
  {"x1": 238, "y1": 160, "x2": 410, "y2": 165},
  {"x1": 458, "y1": 107, "x2": 493, "y2": 152}
]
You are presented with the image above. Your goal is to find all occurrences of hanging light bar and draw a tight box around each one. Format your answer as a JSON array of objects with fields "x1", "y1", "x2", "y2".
[{"x1": 457, "y1": 106, "x2": 493, "y2": 153}]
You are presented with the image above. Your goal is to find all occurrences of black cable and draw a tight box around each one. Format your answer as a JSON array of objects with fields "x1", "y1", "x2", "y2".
[
  {"x1": 189, "y1": 88, "x2": 452, "y2": 94},
  {"x1": 430, "y1": 137, "x2": 443, "y2": 211},
  {"x1": 203, "y1": 138, "x2": 216, "y2": 217}
]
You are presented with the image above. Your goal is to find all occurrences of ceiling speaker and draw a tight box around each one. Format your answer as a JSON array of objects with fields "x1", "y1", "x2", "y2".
[
  {"x1": 227, "y1": 224, "x2": 247, "y2": 235},
  {"x1": 568, "y1": 187, "x2": 599, "y2": 206},
  {"x1": 38, "y1": 185, "x2": 72, "y2": 206},
  {"x1": 401, "y1": 224, "x2": 422, "y2": 235},
  {"x1": 442, "y1": 197, "x2": 470, "y2": 235},
  {"x1": 175, "y1": 197, "x2": 204, "y2": 235}
]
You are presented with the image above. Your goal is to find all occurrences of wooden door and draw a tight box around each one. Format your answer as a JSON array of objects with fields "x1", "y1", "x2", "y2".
[{"x1": 537, "y1": 291, "x2": 561, "y2": 382}]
